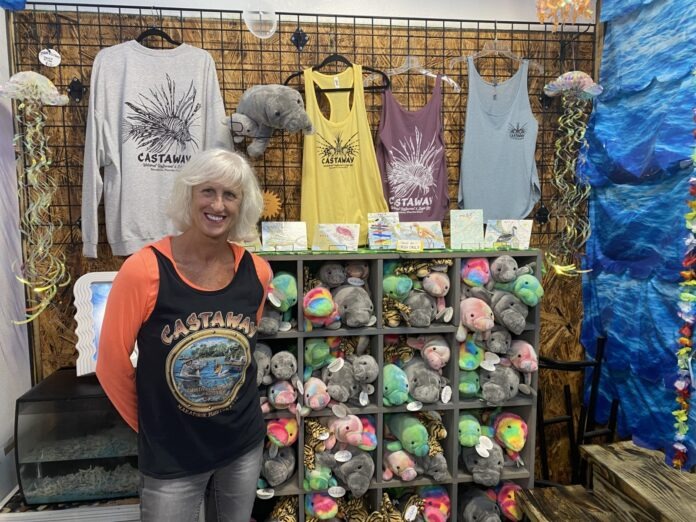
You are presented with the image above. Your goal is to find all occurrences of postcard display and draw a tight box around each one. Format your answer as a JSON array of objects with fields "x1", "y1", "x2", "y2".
[{"x1": 253, "y1": 249, "x2": 540, "y2": 521}]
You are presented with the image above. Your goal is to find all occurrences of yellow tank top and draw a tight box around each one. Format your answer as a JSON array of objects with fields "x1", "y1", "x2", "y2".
[{"x1": 301, "y1": 64, "x2": 389, "y2": 246}]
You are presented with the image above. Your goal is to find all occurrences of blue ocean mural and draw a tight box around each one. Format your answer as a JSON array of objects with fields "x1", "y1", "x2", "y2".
[{"x1": 581, "y1": 0, "x2": 696, "y2": 468}]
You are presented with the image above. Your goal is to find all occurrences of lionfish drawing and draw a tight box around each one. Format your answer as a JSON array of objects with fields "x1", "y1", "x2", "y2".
[
  {"x1": 122, "y1": 74, "x2": 201, "y2": 154},
  {"x1": 317, "y1": 132, "x2": 359, "y2": 162},
  {"x1": 387, "y1": 127, "x2": 441, "y2": 198}
]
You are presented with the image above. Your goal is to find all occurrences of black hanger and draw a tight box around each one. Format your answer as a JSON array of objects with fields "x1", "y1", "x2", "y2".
[
  {"x1": 135, "y1": 27, "x2": 181, "y2": 46},
  {"x1": 284, "y1": 54, "x2": 390, "y2": 92}
]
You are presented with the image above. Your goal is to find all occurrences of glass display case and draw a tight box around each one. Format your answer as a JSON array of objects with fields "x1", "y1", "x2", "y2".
[{"x1": 15, "y1": 367, "x2": 138, "y2": 505}]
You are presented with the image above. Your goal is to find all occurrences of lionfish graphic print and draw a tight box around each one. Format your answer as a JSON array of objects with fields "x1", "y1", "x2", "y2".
[
  {"x1": 317, "y1": 132, "x2": 359, "y2": 165},
  {"x1": 122, "y1": 74, "x2": 201, "y2": 154},
  {"x1": 386, "y1": 127, "x2": 442, "y2": 198}
]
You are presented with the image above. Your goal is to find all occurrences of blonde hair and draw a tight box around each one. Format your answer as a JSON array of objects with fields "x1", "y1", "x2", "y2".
[{"x1": 168, "y1": 148, "x2": 263, "y2": 241}]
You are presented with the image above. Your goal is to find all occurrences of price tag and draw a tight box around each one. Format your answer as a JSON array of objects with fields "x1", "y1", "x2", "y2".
[
  {"x1": 440, "y1": 385, "x2": 452, "y2": 404},
  {"x1": 404, "y1": 505, "x2": 419, "y2": 522},
  {"x1": 39, "y1": 48, "x2": 61, "y2": 67},
  {"x1": 279, "y1": 321, "x2": 292, "y2": 332},
  {"x1": 359, "y1": 391, "x2": 369, "y2": 406},
  {"x1": 328, "y1": 486, "x2": 346, "y2": 498},
  {"x1": 268, "y1": 293, "x2": 281, "y2": 308},
  {"x1": 328, "y1": 358, "x2": 344, "y2": 372},
  {"x1": 296, "y1": 381, "x2": 304, "y2": 395},
  {"x1": 406, "y1": 401, "x2": 423, "y2": 411},
  {"x1": 331, "y1": 403, "x2": 348, "y2": 418},
  {"x1": 347, "y1": 277, "x2": 364, "y2": 286},
  {"x1": 256, "y1": 488, "x2": 275, "y2": 499},
  {"x1": 334, "y1": 450, "x2": 352, "y2": 463},
  {"x1": 318, "y1": 431, "x2": 330, "y2": 441},
  {"x1": 396, "y1": 239, "x2": 424, "y2": 252}
]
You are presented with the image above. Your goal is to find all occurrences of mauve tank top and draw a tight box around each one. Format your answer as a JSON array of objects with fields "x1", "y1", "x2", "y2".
[
  {"x1": 458, "y1": 57, "x2": 540, "y2": 221},
  {"x1": 376, "y1": 76, "x2": 449, "y2": 222}
]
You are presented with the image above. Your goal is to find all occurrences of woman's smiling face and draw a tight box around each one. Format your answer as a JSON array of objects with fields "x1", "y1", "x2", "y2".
[{"x1": 189, "y1": 181, "x2": 242, "y2": 240}]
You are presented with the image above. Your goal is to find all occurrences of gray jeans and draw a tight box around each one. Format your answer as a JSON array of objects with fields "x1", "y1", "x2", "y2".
[{"x1": 139, "y1": 441, "x2": 264, "y2": 522}]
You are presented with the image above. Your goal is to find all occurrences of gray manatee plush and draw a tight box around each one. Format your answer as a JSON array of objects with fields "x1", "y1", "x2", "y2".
[
  {"x1": 460, "y1": 442, "x2": 504, "y2": 487},
  {"x1": 254, "y1": 343, "x2": 273, "y2": 386},
  {"x1": 229, "y1": 84, "x2": 314, "y2": 158},
  {"x1": 258, "y1": 307, "x2": 281, "y2": 336},
  {"x1": 491, "y1": 291, "x2": 528, "y2": 335},
  {"x1": 332, "y1": 285, "x2": 376, "y2": 328},
  {"x1": 479, "y1": 365, "x2": 520, "y2": 406},
  {"x1": 476, "y1": 325, "x2": 512, "y2": 355},
  {"x1": 322, "y1": 360, "x2": 359, "y2": 403},
  {"x1": 403, "y1": 291, "x2": 437, "y2": 327},
  {"x1": 271, "y1": 351, "x2": 299, "y2": 385},
  {"x1": 350, "y1": 354, "x2": 379, "y2": 384},
  {"x1": 459, "y1": 488, "x2": 502, "y2": 522},
  {"x1": 415, "y1": 453, "x2": 450, "y2": 481},
  {"x1": 318, "y1": 263, "x2": 347, "y2": 288},
  {"x1": 262, "y1": 446, "x2": 296, "y2": 487},
  {"x1": 403, "y1": 358, "x2": 445, "y2": 404},
  {"x1": 330, "y1": 448, "x2": 375, "y2": 497}
]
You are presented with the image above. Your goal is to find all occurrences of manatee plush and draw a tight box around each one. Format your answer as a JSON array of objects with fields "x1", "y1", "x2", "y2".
[
  {"x1": 415, "y1": 453, "x2": 450, "y2": 481},
  {"x1": 333, "y1": 285, "x2": 376, "y2": 328},
  {"x1": 318, "y1": 262, "x2": 347, "y2": 288},
  {"x1": 459, "y1": 488, "x2": 502, "y2": 522},
  {"x1": 460, "y1": 442, "x2": 505, "y2": 487},
  {"x1": 229, "y1": 84, "x2": 314, "y2": 158},
  {"x1": 476, "y1": 325, "x2": 512, "y2": 355},
  {"x1": 386, "y1": 414, "x2": 430, "y2": 457},
  {"x1": 403, "y1": 357, "x2": 445, "y2": 404},
  {"x1": 456, "y1": 297, "x2": 495, "y2": 343},
  {"x1": 459, "y1": 371, "x2": 480, "y2": 399},
  {"x1": 407, "y1": 335, "x2": 451, "y2": 372},
  {"x1": 490, "y1": 291, "x2": 528, "y2": 335},
  {"x1": 495, "y1": 273, "x2": 544, "y2": 307},
  {"x1": 331, "y1": 447, "x2": 375, "y2": 497},
  {"x1": 270, "y1": 350, "x2": 299, "y2": 386},
  {"x1": 258, "y1": 307, "x2": 282, "y2": 336},
  {"x1": 480, "y1": 365, "x2": 521, "y2": 406},
  {"x1": 254, "y1": 342, "x2": 273, "y2": 386},
  {"x1": 262, "y1": 446, "x2": 296, "y2": 487},
  {"x1": 403, "y1": 291, "x2": 437, "y2": 327},
  {"x1": 383, "y1": 364, "x2": 410, "y2": 406},
  {"x1": 322, "y1": 360, "x2": 359, "y2": 403},
  {"x1": 383, "y1": 448, "x2": 418, "y2": 481}
]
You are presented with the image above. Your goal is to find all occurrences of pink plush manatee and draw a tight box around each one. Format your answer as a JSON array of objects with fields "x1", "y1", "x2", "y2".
[
  {"x1": 456, "y1": 297, "x2": 495, "y2": 342},
  {"x1": 383, "y1": 449, "x2": 417, "y2": 481},
  {"x1": 324, "y1": 414, "x2": 364, "y2": 450},
  {"x1": 508, "y1": 340, "x2": 538, "y2": 393},
  {"x1": 497, "y1": 481, "x2": 523, "y2": 521},
  {"x1": 461, "y1": 258, "x2": 491, "y2": 287},
  {"x1": 264, "y1": 380, "x2": 299, "y2": 414},
  {"x1": 407, "y1": 334, "x2": 451, "y2": 372},
  {"x1": 303, "y1": 376, "x2": 332, "y2": 411},
  {"x1": 493, "y1": 412, "x2": 528, "y2": 466}
]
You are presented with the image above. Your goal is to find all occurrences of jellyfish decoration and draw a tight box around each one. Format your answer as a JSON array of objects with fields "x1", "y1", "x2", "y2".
[
  {"x1": 0, "y1": 71, "x2": 70, "y2": 324},
  {"x1": 536, "y1": 0, "x2": 593, "y2": 31},
  {"x1": 543, "y1": 71, "x2": 602, "y2": 277}
]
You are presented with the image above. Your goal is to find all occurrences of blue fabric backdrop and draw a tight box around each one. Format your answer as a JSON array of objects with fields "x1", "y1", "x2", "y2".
[{"x1": 581, "y1": 0, "x2": 696, "y2": 467}]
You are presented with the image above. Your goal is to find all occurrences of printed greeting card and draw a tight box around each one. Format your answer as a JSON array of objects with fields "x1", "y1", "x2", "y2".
[
  {"x1": 394, "y1": 221, "x2": 446, "y2": 250},
  {"x1": 312, "y1": 224, "x2": 360, "y2": 251},
  {"x1": 450, "y1": 209, "x2": 484, "y2": 249},
  {"x1": 261, "y1": 221, "x2": 308, "y2": 251},
  {"x1": 367, "y1": 212, "x2": 399, "y2": 250},
  {"x1": 483, "y1": 220, "x2": 533, "y2": 250}
]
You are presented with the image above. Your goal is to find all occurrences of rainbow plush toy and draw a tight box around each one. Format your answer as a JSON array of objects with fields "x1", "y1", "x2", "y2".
[
  {"x1": 459, "y1": 335, "x2": 484, "y2": 371},
  {"x1": 266, "y1": 417, "x2": 299, "y2": 448},
  {"x1": 461, "y1": 258, "x2": 491, "y2": 287},
  {"x1": 305, "y1": 492, "x2": 338, "y2": 519},
  {"x1": 496, "y1": 481, "x2": 523, "y2": 521},
  {"x1": 303, "y1": 287, "x2": 341, "y2": 330},
  {"x1": 418, "y1": 485, "x2": 451, "y2": 522},
  {"x1": 493, "y1": 413, "x2": 528, "y2": 466}
]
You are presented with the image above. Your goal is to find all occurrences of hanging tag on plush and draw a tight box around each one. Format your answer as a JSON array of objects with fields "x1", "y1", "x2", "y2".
[
  {"x1": 256, "y1": 488, "x2": 275, "y2": 499},
  {"x1": 334, "y1": 450, "x2": 352, "y2": 463},
  {"x1": 328, "y1": 486, "x2": 346, "y2": 498},
  {"x1": 404, "y1": 505, "x2": 419, "y2": 522},
  {"x1": 39, "y1": 48, "x2": 61, "y2": 67}
]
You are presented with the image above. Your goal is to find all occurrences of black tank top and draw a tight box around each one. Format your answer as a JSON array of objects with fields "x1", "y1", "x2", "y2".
[{"x1": 136, "y1": 246, "x2": 266, "y2": 478}]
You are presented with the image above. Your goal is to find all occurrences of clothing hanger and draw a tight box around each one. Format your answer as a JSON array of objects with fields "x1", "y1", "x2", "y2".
[
  {"x1": 448, "y1": 39, "x2": 544, "y2": 74},
  {"x1": 135, "y1": 9, "x2": 181, "y2": 46},
  {"x1": 366, "y1": 55, "x2": 461, "y2": 93},
  {"x1": 283, "y1": 53, "x2": 390, "y2": 92}
]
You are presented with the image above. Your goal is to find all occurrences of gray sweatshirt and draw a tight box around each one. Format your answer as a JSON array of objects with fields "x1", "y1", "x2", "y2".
[{"x1": 81, "y1": 41, "x2": 232, "y2": 258}]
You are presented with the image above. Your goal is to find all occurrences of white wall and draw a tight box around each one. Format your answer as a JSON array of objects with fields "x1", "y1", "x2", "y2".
[
  {"x1": 0, "y1": 7, "x2": 31, "y2": 501},
  {"x1": 34, "y1": 0, "x2": 596, "y2": 24}
]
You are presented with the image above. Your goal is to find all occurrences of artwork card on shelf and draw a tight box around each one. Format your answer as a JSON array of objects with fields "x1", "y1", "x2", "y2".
[
  {"x1": 261, "y1": 221, "x2": 308, "y2": 251},
  {"x1": 367, "y1": 212, "x2": 399, "y2": 250},
  {"x1": 236, "y1": 236, "x2": 262, "y2": 252},
  {"x1": 483, "y1": 220, "x2": 533, "y2": 250},
  {"x1": 394, "y1": 221, "x2": 446, "y2": 250},
  {"x1": 312, "y1": 224, "x2": 360, "y2": 251},
  {"x1": 73, "y1": 272, "x2": 138, "y2": 376},
  {"x1": 450, "y1": 209, "x2": 484, "y2": 249}
]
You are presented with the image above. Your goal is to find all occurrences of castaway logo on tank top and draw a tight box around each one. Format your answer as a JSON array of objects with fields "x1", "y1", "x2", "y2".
[
  {"x1": 161, "y1": 311, "x2": 256, "y2": 417},
  {"x1": 317, "y1": 131, "x2": 359, "y2": 167}
]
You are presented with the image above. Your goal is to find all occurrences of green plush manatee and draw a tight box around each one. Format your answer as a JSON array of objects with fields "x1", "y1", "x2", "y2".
[
  {"x1": 459, "y1": 335, "x2": 484, "y2": 371},
  {"x1": 303, "y1": 460, "x2": 337, "y2": 491},
  {"x1": 459, "y1": 371, "x2": 480, "y2": 399},
  {"x1": 303, "y1": 338, "x2": 335, "y2": 380},
  {"x1": 386, "y1": 413, "x2": 429, "y2": 457},
  {"x1": 458, "y1": 414, "x2": 482, "y2": 447},
  {"x1": 383, "y1": 274, "x2": 413, "y2": 301},
  {"x1": 495, "y1": 274, "x2": 544, "y2": 307},
  {"x1": 383, "y1": 364, "x2": 410, "y2": 406}
]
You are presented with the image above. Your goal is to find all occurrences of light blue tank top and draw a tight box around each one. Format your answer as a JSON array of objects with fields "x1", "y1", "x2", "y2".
[{"x1": 458, "y1": 57, "x2": 540, "y2": 221}]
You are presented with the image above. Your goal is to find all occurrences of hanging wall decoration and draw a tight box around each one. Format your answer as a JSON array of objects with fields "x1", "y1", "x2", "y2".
[
  {"x1": 0, "y1": 71, "x2": 70, "y2": 324},
  {"x1": 672, "y1": 99, "x2": 696, "y2": 470},
  {"x1": 543, "y1": 71, "x2": 602, "y2": 277},
  {"x1": 536, "y1": 0, "x2": 593, "y2": 30}
]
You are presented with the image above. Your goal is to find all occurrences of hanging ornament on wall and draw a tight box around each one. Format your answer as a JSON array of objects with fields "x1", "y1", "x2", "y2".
[
  {"x1": 543, "y1": 71, "x2": 602, "y2": 277},
  {"x1": 261, "y1": 189, "x2": 282, "y2": 219},
  {"x1": 0, "y1": 71, "x2": 70, "y2": 324},
  {"x1": 536, "y1": 0, "x2": 593, "y2": 30}
]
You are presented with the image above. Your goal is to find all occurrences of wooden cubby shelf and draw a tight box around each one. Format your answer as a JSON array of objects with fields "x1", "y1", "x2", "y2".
[{"x1": 257, "y1": 250, "x2": 541, "y2": 522}]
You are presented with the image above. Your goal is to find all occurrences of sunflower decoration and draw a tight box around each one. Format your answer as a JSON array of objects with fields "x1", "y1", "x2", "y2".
[
  {"x1": 537, "y1": 0, "x2": 593, "y2": 30},
  {"x1": 262, "y1": 189, "x2": 282, "y2": 220},
  {"x1": 543, "y1": 71, "x2": 602, "y2": 278},
  {"x1": 0, "y1": 71, "x2": 70, "y2": 324}
]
